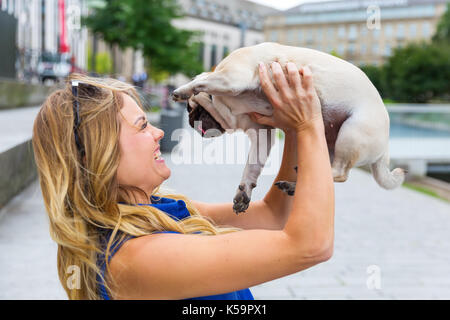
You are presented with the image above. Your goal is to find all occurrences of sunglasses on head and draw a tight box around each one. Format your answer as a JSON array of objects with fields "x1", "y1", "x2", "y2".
[{"x1": 72, "y1": 80, "x2": 100, "y2": 159}]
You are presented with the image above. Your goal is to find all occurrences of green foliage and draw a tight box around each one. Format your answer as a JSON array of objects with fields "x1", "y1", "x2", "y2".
[
  {"x1": 87, "y1": 46, "x2": 113, "y2": 74},
  {"x1": 383, "y1": 42, "x2": 450, "y2": 102},
  {"x1": 329, "y1": 49, "x2": 342, "y2": 59},
  {"x1": 359, "y1": 64, "x2": 386, "y2": 95},
  {"x1": 360, "y1": 5, "x2": 450, "y2": 103},
  {"x1": 433, "y1": 3, "x2": 450, "y2": 43},
  {"x1": 95, "y1": 52, "x2": 113, "y2": 75},
  {"x1": 84, "y1": 0, "x2": 204, "y2": 81}
]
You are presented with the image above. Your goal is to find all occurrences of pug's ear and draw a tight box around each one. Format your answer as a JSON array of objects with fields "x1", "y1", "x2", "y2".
[{"x1": 186, "y1": 101, "x2": 192, "y2": 113}]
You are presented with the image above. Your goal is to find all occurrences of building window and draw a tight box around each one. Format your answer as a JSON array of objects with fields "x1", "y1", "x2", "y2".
[
  {"x1": 360, "y1": 24, "x2": 368, "y2": 37},
  {"x1": 348, "y1": 43, "x2": 356, "y2": 55},
  {"x1": 306, "y1": 29, "x2": 313, "y2": 44},
  {"x1": 397, "y1": 23, "x2": 405, "y2": 39},
  {"x1": 384, "y1": 44, "x2": 391, "y2": 56},
  {"x1": 327, "y1": 27, "x2": 334, "y2": 39},
  {"x1": 210, "y1": 44, "x2": 217, "y2": 70},
  {"x1": 384, "y1": 23, "x2": 393, "y2": 38},
  {"x1": 338, "y1": 43, "x2": 345, "y2": 55},
  {"x1": 409, "y1": 23, "x2": 417, "y2": 38},
  {"x1": 338, "y1": 26, "x2": 346, "y2": 39},
  {"x1": 360, "y1": 43, "x2": 367, "y2": 55},
  {"x1": 348, "y1": 24, "x2": 357, "y2": 40},
  {"x1": 287, "y1": 29, "x2": 294, "y2": 44},
  {"x1": 223, "y1": 45, "x2": 229, "y2": 58},
  {"x1": 270, "y1": 30, "x2": 278, "y2": 42},
  {"x1": 198, "y1": 42, "x2": 204, "y2": 64},
  {"x1": 422, "y1": 21, "x2": 431, "y2": 38},
  {"x1": 297, "y1": 29, "x2": 303, "y2": 43},
  {"x1": 372, "y1": 44, "x2": 379, "y2": 55}
]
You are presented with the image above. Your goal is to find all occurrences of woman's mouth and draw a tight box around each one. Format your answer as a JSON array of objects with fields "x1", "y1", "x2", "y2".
[{"x1": 154, "y1": 149, "x2": 164, "y2": 162}]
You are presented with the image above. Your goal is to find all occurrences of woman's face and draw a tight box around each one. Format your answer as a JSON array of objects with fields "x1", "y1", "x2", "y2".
[{"x1": 116, "y1": 93, "x2": 170, "y2": 202}]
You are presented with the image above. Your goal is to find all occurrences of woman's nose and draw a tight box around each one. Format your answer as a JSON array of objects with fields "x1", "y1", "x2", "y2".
[{"x1": 153, "y1": 126, "x2": 164, "y2": 141}]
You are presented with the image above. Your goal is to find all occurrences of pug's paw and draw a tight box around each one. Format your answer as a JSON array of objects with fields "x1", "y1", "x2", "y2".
[
  {"x1": 274, "y1": 180, "x2": 296, "y2": 196},
  {"x1": 233, "y1": 183, "x2": 255, "y2": 214}
]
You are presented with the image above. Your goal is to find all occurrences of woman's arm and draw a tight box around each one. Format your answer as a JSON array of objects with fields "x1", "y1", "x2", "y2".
[
  {"x1": 262, "y1": 128, "x2": 298, "y2": 228},
  {"x1": 191, "y1": 129, "x2": 298, "y2": 231}
]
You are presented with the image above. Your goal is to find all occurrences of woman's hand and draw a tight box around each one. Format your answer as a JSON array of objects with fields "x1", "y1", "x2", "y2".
[{"x1": 249, "y1": 62, "x2": 323, "y2": 133}]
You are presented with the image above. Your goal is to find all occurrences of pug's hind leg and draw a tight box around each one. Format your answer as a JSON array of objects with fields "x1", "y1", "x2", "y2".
[
  {"x1": 274, "y1": 165, "x2": 298, "y2": 196},
  {"x1": 274, "y1": 181, "x2": 296, "y2": 196}
]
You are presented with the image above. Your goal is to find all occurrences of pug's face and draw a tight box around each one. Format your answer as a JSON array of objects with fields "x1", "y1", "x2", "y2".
[{"x1": 186, "y1": 93, "x2": 225, "y2": 138}]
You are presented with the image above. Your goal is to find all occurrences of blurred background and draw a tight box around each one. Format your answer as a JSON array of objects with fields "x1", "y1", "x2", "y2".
[{"x1": 0, "y1": 0, "x2": 449, "y2": 300}]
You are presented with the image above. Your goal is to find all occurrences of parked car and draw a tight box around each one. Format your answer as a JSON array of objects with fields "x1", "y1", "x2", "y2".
[{"x1": 37, "y1": 52, "x2": 71, "y2": 83}]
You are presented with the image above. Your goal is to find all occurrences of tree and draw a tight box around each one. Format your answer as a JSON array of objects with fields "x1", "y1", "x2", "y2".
[
  {"x1": 84, "y1": 0, "x2": 203, "y2": 81},
  {"x1": 433, "y1": 3, "x2": 450, "y2": 43},
  {"x1": 383, "y1": 42, "x2": 450, "y2": 103}
]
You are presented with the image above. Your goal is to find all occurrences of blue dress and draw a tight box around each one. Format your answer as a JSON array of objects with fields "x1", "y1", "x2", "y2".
[{"x1": 97, "y1": 196, "x2": 254, "y2": 300}]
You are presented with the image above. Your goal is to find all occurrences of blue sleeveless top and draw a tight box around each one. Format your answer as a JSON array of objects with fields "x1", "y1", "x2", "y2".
[{"x1": 97, "y1": 196, "x2": 254, "y2": 300}]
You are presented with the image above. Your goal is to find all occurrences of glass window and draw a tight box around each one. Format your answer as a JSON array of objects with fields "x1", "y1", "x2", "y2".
[
  {"x1": 384, "y1": 44, "x2": 391, "y2": 56},
  {"x1": 397, "y1": 23, "x2": 405, "y2": 39},
  {"x1": 287, "y1": 29, "x2": 295, "y2": 44},
  {"x1": 372, "y1": 44, "x2": 378, "y2": 55},
  {"x1": 348, "y1": 43, "x2": 356, "y2": 55},
  {"x1": 360, "y1": 43, "x2": 367, "y2": 55},
  {"x1": 338, "y1": 25, "x2": 346, "y2": 38},
  {"x1": 298, "y1": 29, "x2": 303, "y2": 42},
  {"x1": 422, "y1": 21, "x2": 431, "y2": 38},
  {"x1": 223, "y1": 46, "x2": 229, "y2": 58},
  {"x1": 384, "y1": 23, "x2": 393, "y2": 38},
  {"x1": 409, "y1": 23, "x2": 417, "y2": 38},
  {"x1": 316, "y1": 27, "x2": 323, "y2": 38},
  {"x1": 306, "y1": 29, "x2": 313, "y2": 43},
  {"x1": 327, "y1": 27, "x2": 334, "y2": 39},
  {"x1": 270, "y1": 30, "x2": 278, "y2": 42},
  {"x1": 348, "y1": 24, "x2": 357, "y2": 40},
  {"x1": 210, "y1": 44, "x2": 217, "y2": 70}
]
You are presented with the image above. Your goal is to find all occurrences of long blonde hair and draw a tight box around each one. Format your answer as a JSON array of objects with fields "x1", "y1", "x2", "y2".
[{"x1": 32, "y1": 74, "x2": 240, "y2": 300}]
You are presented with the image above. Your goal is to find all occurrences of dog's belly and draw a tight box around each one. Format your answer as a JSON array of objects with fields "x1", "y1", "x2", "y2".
[{"x1": 321, "y1": 106, "x2": 351, "y2": 154}]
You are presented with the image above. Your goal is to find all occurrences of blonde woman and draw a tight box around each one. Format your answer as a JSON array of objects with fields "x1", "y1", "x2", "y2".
[{"x1": 31, "y1": 61, "x2": 334, "y2": 300}]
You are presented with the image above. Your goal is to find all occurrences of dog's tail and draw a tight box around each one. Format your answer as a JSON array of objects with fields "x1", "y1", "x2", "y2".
[{"x1": 370, "y1": 150, "x2": 407, "y2": 190}]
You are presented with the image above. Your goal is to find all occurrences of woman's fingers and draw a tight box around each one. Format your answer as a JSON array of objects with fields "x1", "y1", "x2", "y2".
[
  {"x1": 271, "y1": 62, "x2": 293, "y2": 102},
  {"x1": 249, "y1": 112, "x2": 275, "y2": 127},
  {"x1": 286, "y1": 62, "x2": 302, "y2": 94},
  {"x1": 258, "y1": 62, "x2": 282, "y2": 108},
  {"x1": 301, "y1": 66, "x2": 314, "y2": 92}
]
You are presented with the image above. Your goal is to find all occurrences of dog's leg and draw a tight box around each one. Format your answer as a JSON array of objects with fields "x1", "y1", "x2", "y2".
[
  {"x1": 331, "y1": 116, "x2": 365, "y2": 182},
  {"x1": 173, "y1": 69, "x2": 254, "y2": 101},
  {"x1": 233, "y1": 126, "x2": 274, "y2": 214},
  {"x1": 274, "y1": 166, "x2": 297, "y2": 196}
]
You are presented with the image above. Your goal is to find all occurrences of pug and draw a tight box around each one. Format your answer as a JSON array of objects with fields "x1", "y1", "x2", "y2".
[{"x1": 173, "y1": 42, "x2": 407, "y2": 214}]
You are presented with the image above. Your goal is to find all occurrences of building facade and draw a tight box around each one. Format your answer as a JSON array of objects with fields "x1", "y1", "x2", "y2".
[
  {"x1": 1, "y1": 0, "x2": 89, "y2": 80},
  {"x1": 264, "y1": 0, "x2": 449, "y2": 66},
  {"x1": 173, "y1": 0, "x2": 278, "y2": 73}
]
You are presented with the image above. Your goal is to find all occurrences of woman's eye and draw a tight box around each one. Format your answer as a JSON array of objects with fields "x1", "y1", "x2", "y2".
[{"x1": 141, "y1": 121, "x2": 149, "y2": 130}]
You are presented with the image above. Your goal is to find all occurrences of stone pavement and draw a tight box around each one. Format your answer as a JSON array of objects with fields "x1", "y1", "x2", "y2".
[{"x1": 0, "y1": 109, "x2": 449, "y2": 299}]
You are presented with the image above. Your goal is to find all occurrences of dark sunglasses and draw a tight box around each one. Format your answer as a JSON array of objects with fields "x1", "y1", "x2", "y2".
[{"x1": 71, "y1": 80, "x2": 86, "y2": 159}]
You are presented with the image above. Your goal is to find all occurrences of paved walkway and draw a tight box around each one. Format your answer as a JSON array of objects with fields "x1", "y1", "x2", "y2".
[{"x1": 0, "y1": 109, "x2": 449, "y2": 299}]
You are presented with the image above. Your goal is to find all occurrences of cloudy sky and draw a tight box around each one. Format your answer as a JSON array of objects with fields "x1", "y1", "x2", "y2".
[{"x1": 248, "y1": 0, "x2": 338, "y2": 11}]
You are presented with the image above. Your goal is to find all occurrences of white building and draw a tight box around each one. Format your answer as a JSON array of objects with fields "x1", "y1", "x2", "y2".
[{"x1": 171, "y1": 0, "x2": 278, "y2": 86}]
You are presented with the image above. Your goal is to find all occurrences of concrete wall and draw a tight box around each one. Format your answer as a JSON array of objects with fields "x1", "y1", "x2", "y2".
[
  {"x1": 0, "y1": 79, "x2": 56, "y2": 110},
  {"x1": 0, "y1": 140, "x2": 37, "y2": 209}
]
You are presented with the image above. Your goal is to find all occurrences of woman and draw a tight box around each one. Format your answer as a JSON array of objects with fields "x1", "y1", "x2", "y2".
[{"x1": 32, "y1": 61, "x2": 334, "y2": 300}]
